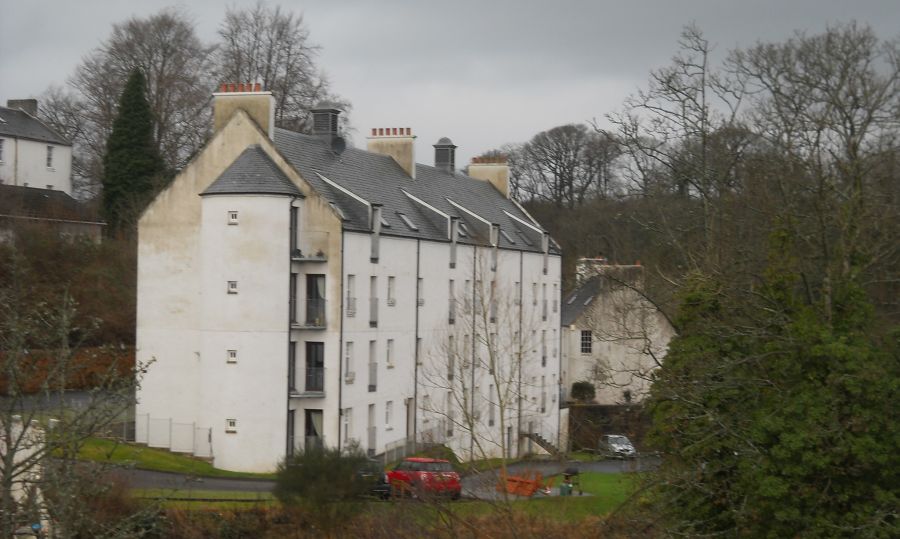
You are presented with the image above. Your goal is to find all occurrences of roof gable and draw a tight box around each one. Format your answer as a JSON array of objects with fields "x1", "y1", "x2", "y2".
[{"x1": 201, "y1": 145, "x2": 302, "y2": 197}]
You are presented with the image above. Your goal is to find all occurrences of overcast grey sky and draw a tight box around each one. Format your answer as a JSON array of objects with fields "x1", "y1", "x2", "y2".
[{"x1": 2, "y1": 0, "x2": 898, "y2": 166}]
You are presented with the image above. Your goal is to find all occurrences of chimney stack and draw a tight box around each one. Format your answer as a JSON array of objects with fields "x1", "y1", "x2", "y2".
[
  {"x1": 433, "y1": 137, "x2": 456, "y2": 173},
  {"x1": 311, "y1": 103, "x2": 345, "y2": 152},
  {"x1": 6, "y1": 99, "x2": 38, "y2": 117},
  {"x1": 368, "y1": 127, "x2": 416, "y2": 179},
  {"x1": 468, "y1": 155, "x2": 510, "y2": 198},
  {"x1": 213, "y1": 82, "x2": 275, "y2": 139}
]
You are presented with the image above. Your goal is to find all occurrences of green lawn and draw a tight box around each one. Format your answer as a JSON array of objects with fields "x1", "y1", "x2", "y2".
[{"x1": 77, "y1": 438, "x2": 275, "y2": 479}]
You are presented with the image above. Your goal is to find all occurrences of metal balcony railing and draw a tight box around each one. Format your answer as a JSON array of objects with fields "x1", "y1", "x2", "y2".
[
  {"x1": 302, "y1": 298, "x2": 326, "y2": 328},
  {"x1": 291, "y1": 230, "x2": 330, "y2": 262},
  {"x1": 305, "y1": 366, "x2": 324, "y2": 392},
  {"x1": 346, "y1": 296, "x2": 357, "y2": 317}
]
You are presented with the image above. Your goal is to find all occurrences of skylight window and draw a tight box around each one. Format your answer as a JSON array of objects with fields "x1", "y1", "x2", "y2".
[
  {"x1": 457, "y1": 223, "x2": 469, "y2": 238},
  {"x1": 397, "y1": 212, "x2": 418, "y2": 231},
  {"x1": 329, "y1": 203, "x2": 346, "y2": 220},
  {"x1": 499, "y1": 229, "x2": 516, "y2": 244},
  {"x1": 380, "y1": 215, "x2": 391, "y2": 228},
  {"x1": 566, "y1": 295, "x2": 577, "y2": 305},
  {"x1": 583, "y1": 296, "x2": 594, "y2": 306}
]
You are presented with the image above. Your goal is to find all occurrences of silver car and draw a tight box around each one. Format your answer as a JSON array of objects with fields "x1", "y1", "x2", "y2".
[{"x1": 600, "y1": 434, "x2": 637, "y2": 458}]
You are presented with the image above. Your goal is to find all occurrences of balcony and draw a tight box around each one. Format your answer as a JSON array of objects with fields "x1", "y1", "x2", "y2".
[
  {"x1": 292, "y1": 298, "x2": 326, "y2": 329},
  {"x1": 290, "y1": 230, "x2": 329, "y2": 263}
]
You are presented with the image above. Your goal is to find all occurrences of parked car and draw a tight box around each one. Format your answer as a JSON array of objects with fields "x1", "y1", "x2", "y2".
[
  {"x1": 386, "y1": 457, "x2": 462, "y2": 500},
  {"x1": 599, "y1": 434, "x2": 637, "y2": 458},
  {"x1": 358, "y1": 459, "x2": 391, "y2": 499}
]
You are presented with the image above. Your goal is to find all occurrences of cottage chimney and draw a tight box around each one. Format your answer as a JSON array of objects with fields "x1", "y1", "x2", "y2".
[
  {"x1": 433, "y1": 137, "x2": 456, "y2": 173},
  {"x1": 6, "y1": 99, "x2": 38, "y2": 116},
  {"x1": 368, "y1": 127, "x2": 416, "y2": 179},
  {"x1": 468, "y1": 155, "x2": 510, "y2": 198},
  {"x1": 213, "y1": 82, "x2": 275, "y2": 139}
]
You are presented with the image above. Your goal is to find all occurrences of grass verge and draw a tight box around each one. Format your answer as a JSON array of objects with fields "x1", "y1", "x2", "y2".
[{"x1": 77, "y1": 438, "x2": 275, "y2": 479}]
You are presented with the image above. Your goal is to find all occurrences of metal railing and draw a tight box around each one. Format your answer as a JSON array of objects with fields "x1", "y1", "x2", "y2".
[
  {"x1": 346, "y1": 296, "x2": 357, "y2": 317},
  {"x1": 305, "y1": 366, "x2": 324, "y2": 392},
  {"x1": 291, "y1": 230, "x2": 330, "y2": 261},
  {"x1": 304, "y1": 298, "x2": 326, "y2": 328}
]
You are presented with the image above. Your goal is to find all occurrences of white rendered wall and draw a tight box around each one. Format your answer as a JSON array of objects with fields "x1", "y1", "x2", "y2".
[
  {"x1": 561, "y1": 306, "x2": 673, "y2": 406},
  {"x1": 0, "y1": 137, "x2": 72, "y2": 194},
  {"x1": 199, "y1": 194, "x2": 293, "y2": 472}
]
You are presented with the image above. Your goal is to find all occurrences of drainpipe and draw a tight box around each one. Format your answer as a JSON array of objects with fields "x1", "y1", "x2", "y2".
[{"x1": 337, "y1": 228, "x2": 346, "y2": 450}]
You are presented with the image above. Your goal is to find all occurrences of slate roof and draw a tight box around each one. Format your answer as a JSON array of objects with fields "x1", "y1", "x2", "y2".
[
  {"x1": 561, "y1": 267, "x2": 645, "y2": 326},
  {"x1": 272, "y1": 129, "x2": 554, "y2": 254},
  {"x1": 561, "y1": 277, "x2": 603, "y2": 326},
  {"x1": 0, "y1": 106, "x2": 70, "y2": 145},
  {"x1": 0, "y1": 185, "x2": 102, "y2": 223},
  {"x1": 202, "y1": 145, "x2": 303, "y2": 197}
]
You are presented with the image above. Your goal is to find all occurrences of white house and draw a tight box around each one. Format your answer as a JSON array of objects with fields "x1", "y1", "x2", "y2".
[
  {"x1": 560, "y1": 258, "x2": 674, "y2": 405},
  {"x1": 135, "y1": 83, "x2": 562, "y2": 472},
  {"x1": 0, "y1": 100, "x2": 72, "y2": 194},
  {"x1": 0, "y1": 99, "x2": 103, "y2": 241}
]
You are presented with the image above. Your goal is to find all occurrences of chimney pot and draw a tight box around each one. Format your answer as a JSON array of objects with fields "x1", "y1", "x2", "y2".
[
  {"x1": 229, "y1": 83, "x2": 236, "y2": 92},
  {"x1": 220, "y1": 83, "x2": 227, "y2": 92}
]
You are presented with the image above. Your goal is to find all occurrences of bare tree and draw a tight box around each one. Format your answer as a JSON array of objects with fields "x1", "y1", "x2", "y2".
[
  {"x1": 215, "y1": 0, "x2": 350, "y2": 133},
  {"x1": 40, "y1": 8, "x2": 215, "y2": 197},
  {"x1": 419, "y1": 252, "x2": 551, "y2": 475},
  {"x1": 0, "y1": 252, "x2": 144, "y2": 536},
  {"x1": 512, "y1": 124, "x2": 621, "y2": 208}
]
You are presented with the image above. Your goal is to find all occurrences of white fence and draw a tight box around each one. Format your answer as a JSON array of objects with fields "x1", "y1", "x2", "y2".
[{"x1": 135, "y1": 413, "x2": 213, "y2": 458}]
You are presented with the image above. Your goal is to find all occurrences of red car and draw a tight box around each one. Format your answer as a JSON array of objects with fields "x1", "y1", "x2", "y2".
[{"x1": 386, "y1": 457, "x2": 462, "y2": 500}]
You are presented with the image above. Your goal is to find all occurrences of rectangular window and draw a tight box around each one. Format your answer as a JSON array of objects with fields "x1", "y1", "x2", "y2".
[
  {"x1": 447, "y1": 335, "x2": 455, "y2": 380},
  {"x1": 289, "y1": 273, "x2": 297, "y2": 323},
  {"x1": 385, "y1": 400, "x2": 393, "y2": 428},
  {"x1": 45, "y1": 145, "x2": 53, "y2": 168},
  {"x1": 489, "y1": 384, "x2": 496, "y2": 426},
  {"x1": 226, "y1": 418, "x2": 237, "y2": 433},
  {"x1": 368, "y1": 340, "x2": 377, "y2": 392},
  {"x1": 305, "y1": 342, "x2": 324, "y2": 392},
  {"x1": 289, "y1": 206, "x2": 298, "y2": 252},
  {"x1": 227, "y1": 281, "x2": 238, "y2": 294},
  {"x1": 464, "y1": 280, "x2": 471, "y2": 310},
  {"x1": 229, "y1": 211, "x2": 239, "y2": 225},
  {"x1": 541, "y1": 375, "x2": 546, "y2": 413},
  {"x1": 46, "y1": 185, "x2": 53, "y2": 190},
  {"x1": 346, "y1": 274, "x2": 356, "y2": 317},
  {"x1": 446, "y1": 391, "x2": 454, "y2": 437},
  {"x1": 288, "y1": 342, "x2": 297, "y2": 391},
  {"x1": 532, "y1": 282, "x2": 538, "y2": 305},
  {"x1": 345, "y1": 342, "x2": 354, "y2": 383},
  {"x1": 553, "y1": 329, "x2": 558, "y2": 357},
  {"x1": 306, "y1": 274, "x2": 326, "y2": 327},
  {"x1": 386, "y1": 339, "x2": 394, "y2": 368},
  {"x1": 343, "y1": 408, "x2": 352, "y2": 446},
  {"x1": 0, "y1": 139, "x2": 4, "y2": 161},
  {"x1": 227, "y1": 349, "x2": 237, "y2": 364},
  {"x1": 553, "y1": 284, "x2": 558, "y2": 312},
  {"x1": 542, "y1": 283, "x2": 548, "y2": 321},
  {"x1": 541, "y1": 330, "x2": 547, "y2": 367},
  {"x1": 369, "y1": 276, "x2": 378, "y2": 327},
  {"x1": 387, "y1": 276, "x2": 396, "y2": 306},
  {"x1": 448, "y1": 280, "x2": 456, "y2": 324},
  {"x1": 580, "y1": 330, "x2": 592, "y2": 354}
]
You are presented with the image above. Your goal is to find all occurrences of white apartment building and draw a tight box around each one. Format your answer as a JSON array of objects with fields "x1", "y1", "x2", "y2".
[{"x1": 135, "y1": 84, "x2": 561, "y2": 472}]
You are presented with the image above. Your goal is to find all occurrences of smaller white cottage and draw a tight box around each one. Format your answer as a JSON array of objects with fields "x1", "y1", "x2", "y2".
[{"x1": 560, "y1": 258, "x2": 674, "y2": 405}]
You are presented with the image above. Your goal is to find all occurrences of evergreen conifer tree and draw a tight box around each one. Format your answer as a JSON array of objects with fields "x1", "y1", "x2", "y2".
[{"x1": 102, "y1": 68, "x2": 163, "y2": 233}]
